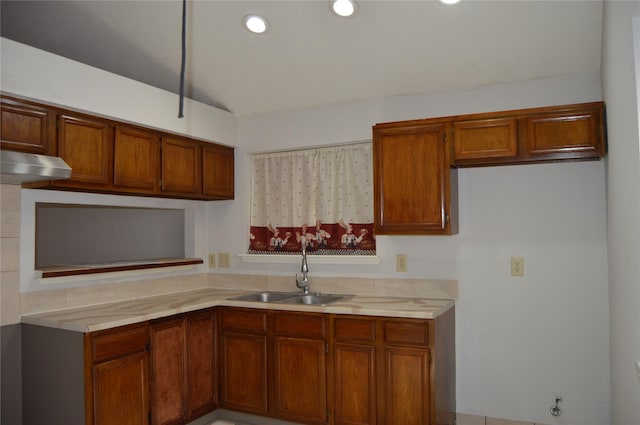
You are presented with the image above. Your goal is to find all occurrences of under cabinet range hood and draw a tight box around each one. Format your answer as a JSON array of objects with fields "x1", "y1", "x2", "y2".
[{"x1": 0, "y1": 150, "x2": 72, "y2": 184}]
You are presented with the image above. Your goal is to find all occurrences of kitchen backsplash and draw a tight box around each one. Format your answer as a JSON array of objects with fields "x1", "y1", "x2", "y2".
[{"x1": 1, "y1": 184, "x2": 21, "y2": 326}]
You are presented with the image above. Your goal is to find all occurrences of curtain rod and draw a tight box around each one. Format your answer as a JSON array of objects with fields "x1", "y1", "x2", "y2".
[{"x1": 249, "y1": 139, "x2": 372, "y2": 155}]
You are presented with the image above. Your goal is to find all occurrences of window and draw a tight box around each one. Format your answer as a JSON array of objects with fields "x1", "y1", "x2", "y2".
[{"x1": 248, "y1": 142, "x2": 375, "y2": 255}]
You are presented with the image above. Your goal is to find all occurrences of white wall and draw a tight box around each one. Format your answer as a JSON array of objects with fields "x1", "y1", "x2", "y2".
[
  {"x1": 0, "y1": 38, "x2": 237, "y2": 292},
  {"x1": 602, "y1": 2, "x2": 640, "y2": 425},
  {"x1": 0, "y1": 38, "x2": 236, "y2": 145},
  {"x1": 207, "y1": 74, "x2": 611, "y2": 424}
]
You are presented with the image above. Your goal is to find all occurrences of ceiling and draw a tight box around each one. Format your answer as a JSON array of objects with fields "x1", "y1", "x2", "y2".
[{"x1": 0, "y1": 1, "x2": 603, "y2": 116}]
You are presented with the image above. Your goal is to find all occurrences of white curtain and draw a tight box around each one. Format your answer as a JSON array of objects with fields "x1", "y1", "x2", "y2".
[{"x1": 250, "y1": 142, "x2": 373, "y2": 228}]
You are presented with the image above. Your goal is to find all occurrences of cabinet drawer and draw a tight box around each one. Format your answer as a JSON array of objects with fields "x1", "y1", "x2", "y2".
[
  {"x1": 273, "y1": 313, "x2": 326, "y2": 339},
  {"x1": 334, "y1": 317, "x2": 376, "y2": 344},
  {"x1": 221, "y1": 308, "x2": 267, "y2": 333},
  {"x1": 383, "y1": 320, "x2": 430, "y2": 346},
  {"x1": 91, "y1": 323, "x2": 149, "y2": 363}
]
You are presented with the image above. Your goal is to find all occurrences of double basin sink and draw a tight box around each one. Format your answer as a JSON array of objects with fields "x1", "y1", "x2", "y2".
[{"x1": 227, "y1": 291, "x2": 348, "y2": 306}]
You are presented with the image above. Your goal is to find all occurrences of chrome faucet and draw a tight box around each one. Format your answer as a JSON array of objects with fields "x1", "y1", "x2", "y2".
[{"x1": 295, "y1": 239, "x2": 310, "y2": 294}]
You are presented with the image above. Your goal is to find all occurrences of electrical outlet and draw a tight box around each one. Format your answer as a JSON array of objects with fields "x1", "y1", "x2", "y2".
[
  {"x1": 396, "y1": 254, "x2": 408, "y2": 272},
  {"x1": 511, "y1": 257, "x2": 524, "y2": 276},
  {"x1": 218, "y1": 253, "x2": 231, "y2": 268},
  {"x1": 208, "y1": 253, "x2": 216, "y2": 268}
]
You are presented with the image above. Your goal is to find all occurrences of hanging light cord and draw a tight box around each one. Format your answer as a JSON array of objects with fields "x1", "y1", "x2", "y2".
[{"x1": 178, "y1": 0, "x2": 186, "y2": 118}]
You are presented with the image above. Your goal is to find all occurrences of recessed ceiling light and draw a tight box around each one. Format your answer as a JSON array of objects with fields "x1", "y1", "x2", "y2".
[
  {"x1": 438, "y1": 0, "x2": 462, "y2": 5},
  {"x1": 330, "y1": 0, "x2": 358, "y2": 18},
  {"x1": 243, "y1": 14, "x2": 269, "y2": 34}
]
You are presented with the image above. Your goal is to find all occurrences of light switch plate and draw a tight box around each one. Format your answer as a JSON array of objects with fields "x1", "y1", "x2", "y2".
[
  {"x1": 208, "y1": 253, "x2": 216, "y2": 268},
  {"x1": 219, "y1": 253, "x2": 231, "y2": 268},
  {"x1": 396, "y1": 254, "x2": 407, "y2": 272}
]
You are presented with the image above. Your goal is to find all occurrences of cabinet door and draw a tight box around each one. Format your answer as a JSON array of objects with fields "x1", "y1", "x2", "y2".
[
  {"x1": 114, "y1": 126, "x2": 160, "y2": 191},
  {"x1": 202, "y1": 143, "x2": 234, "y2": 199},
  {"x1": 57, "y1": 114, "x2": 113, "y2": 186},
  {"x1": 334, "y1": 343, "x2": 377, "y2": 425},
  {"x1": 383, "y1": 347, "x2": 431, "y2": 425},
  {"x1": 333, "y1": 317, "x2": 377, "y2": 425},
  {"x1": 526, "y1": 105, "x2": 604, "y2": 159},
  {"x1": 186, "y1": 311, "x2": 217, "y2": 420},
  {"x1": 373, "y1": 122, "x2": 455, "y2": 235},
  {"x1": 161, "y1": 137, "x2": 201, "y2": 195},
  {"x1": 93, "y1": 351, "x2": 149, "y2": 425},
  {"x1": 0, "y1": 96, "x2": 55, "y2": 154},
  {"x1": 220, "y1": 332, "x2": 268, "y2": 415},
  {"x1": 150, "y1": 318, "x2": 187, "y2": 425},
  {"x1": 272, "y1": 336, "x2": 327, "y2": 424},
  {"x1": 452, "y1": 118, "x2": 518, "y2": 164}
]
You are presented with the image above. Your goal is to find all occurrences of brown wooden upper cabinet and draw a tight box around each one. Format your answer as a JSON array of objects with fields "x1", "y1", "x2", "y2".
[
  {"x1": 54, "y1": 114, "x2": 114, "y2": 188},
  {"x1": 451, "y1": 102, "x2": 605, "y2": 167},
  {"x1": 2, "y1": 94, "x2": 234, "y2": 200},
  {"x1": 373, "y1": 121, "x2": 458, "y2": 235},
  {"x1": 161, "y1": 137, "x2": 202, "y2": 196},
  {"x1": 453, "y1": 117, "x2": 518, "y2": 162},
  {"x1": 114, "y1": 126, "x2": 160, "y2": 192},
  {"x1": 203, "y1": 143, "x2": 234, "y2": 199},
  {"x1": 0, "y1": 96, "x2": 56, "y2": 155}
]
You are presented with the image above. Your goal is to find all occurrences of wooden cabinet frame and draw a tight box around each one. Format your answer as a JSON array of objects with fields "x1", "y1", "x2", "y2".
[
  {"x1": 149, "y1": 309, "x2": 218, "y2": 425},
  {"x1": 85, "y1": 322, "x2": 150, "y2": 425},
  {"x1": 0, "y1": 96, "x2": 56, "y2": 154},
  {"x1": 23, "y1": 306, "x2": 455, "y2": 425},
  {"x1": 331, "y1": 311, "x2": 455, "y2": 425},
  {"x1": 451, "y1": 101, "x2": 606, "y2": 167},
  {"x1": 373, "y1": 121, "x2": 458, "y2": 235},
  {"x1": 1, "y1": 94, "x2": 234, "y2": 200}
]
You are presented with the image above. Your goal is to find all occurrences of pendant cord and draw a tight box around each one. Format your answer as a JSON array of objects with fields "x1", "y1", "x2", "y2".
[{"x1": 178, "y1": 0, "x2": 186, "y2": 118}]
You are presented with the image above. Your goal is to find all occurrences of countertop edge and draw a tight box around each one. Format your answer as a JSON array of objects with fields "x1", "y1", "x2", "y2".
[{"x1": 20, "y1": 288, "x2": 456, "y2": 333}]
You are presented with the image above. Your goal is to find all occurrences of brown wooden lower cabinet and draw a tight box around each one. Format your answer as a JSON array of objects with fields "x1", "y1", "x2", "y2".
[
  {"x1": 92, "y1": 351, "x2": 149, "y2": 425},
  {"x1": 23, "y1": 305, "x2": 454, "y2": 425},
  {"x1": 186, "y1": 310, "x2": 219, "y2": 418},
  {"x1": 149, "y1": 317, "x2": 187, "y2": 425},
  {"x1": 332, "y1": 310, "x2": 455, "y2": 425},
  {"x1": 219, "y1": 308, "x2": 269, "y2": 415},
  {"x1": 87, "y1": 322, "x2": 150, "y2": 425},
  {"x1": 272, "y1": 312, "x2": 328, "y2": 424},
  {"x1": 219, "y1": 308, "x2": 329, "y2": 424},
  {"x1": 149, "y1": 309, "x2": 217, "y2": 425},
  {"x1": 384, "y1": 346, "x2": 431, "y2": 425},
  {"x1": 334, "y1": 343, "x2": 377, "y2": 425}
]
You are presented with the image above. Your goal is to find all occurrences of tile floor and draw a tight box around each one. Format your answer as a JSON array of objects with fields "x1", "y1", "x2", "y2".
[
  {"x1": 209, "y1": 416, "x2": 547, "y2": 425},
  {"x1": 457, "y1": 412, "x2": 550, "y2": 425}
]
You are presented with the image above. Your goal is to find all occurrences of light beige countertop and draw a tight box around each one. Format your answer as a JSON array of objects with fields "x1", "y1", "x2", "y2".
[{"x1": 20, "y1": 287, "x2": 456, "y2": 333}]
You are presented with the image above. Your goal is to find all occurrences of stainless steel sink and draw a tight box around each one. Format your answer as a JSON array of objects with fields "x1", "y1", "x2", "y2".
[
  {"x1": 279, "y1": 294, "x2": 346, "y2": 305},
  {"x1": 227, "y1": 291, "x2": 347, "y2": 305},
  {"x1": 227, "y1": 291, "x2": 299, "y2": 303}
]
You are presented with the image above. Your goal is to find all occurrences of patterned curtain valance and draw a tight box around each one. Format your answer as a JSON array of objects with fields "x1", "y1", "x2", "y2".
[{"x1": 248, "y1": 142, "x2": 375, "y2": 255}]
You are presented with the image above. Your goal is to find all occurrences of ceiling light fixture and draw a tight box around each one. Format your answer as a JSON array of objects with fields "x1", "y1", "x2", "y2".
[
  {"x1": 330, "y1": 0, "x2": 358, "y2": 18},
  {"x1": 438, "y1": 0, "x2": 462, "y2": 5},
  {"x1": 243, "y1": 14, "x2": 270, "y2": 34}
]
